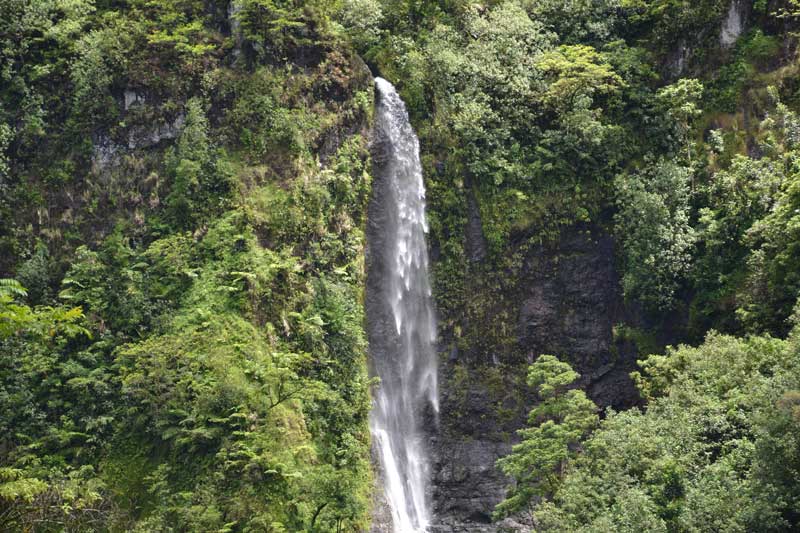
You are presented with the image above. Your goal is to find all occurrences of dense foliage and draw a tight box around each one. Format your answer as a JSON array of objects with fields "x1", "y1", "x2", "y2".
[
  {"x1": 1, "y1": 1, "x2": 374, "y2": 530},
  {"x1": 532, "y1": 326, "x2": 800, "y2": 531},
  {"x1": 494, "y1": 356, "x2": 598, "y2": 519},
  {"x1": 4, "y1": 0, "x2": 800, "y2": 531},
  {"x1": 358, "y1": 0, "x2": 800, "y2": 529}
]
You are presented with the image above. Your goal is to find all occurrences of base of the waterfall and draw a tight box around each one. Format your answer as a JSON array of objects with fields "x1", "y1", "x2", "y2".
[
  {"x1": 427, "y1": 517, "x2": 528, "y2": 533},
  {"x1": 370, "y1": 514, "x2": 530, "y2": 533},
  {"x1": 368, "y1": 501, "x2": 393, "y2": 533},
  {"x1": 369, "y1": 454, "x2": 396, "y2": 533}
]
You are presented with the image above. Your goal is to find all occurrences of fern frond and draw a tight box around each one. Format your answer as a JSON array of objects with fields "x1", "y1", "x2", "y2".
[{"x1": 0, "y1": 279, "x2": 27, "y2": 299}]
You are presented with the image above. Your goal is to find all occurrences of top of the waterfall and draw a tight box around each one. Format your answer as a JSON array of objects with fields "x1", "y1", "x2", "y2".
[
  {"x1": 374, "y1": 76, "x2": 393, "y2": 93},
  {"x1": 374, "y1": 77, "x2": 403, "y2": 107},
  {"x1": 373, "y1": 77, "x2": 416, "y2": 138}
]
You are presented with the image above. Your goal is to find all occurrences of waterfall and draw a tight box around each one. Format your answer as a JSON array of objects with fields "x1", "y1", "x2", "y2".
[{"x1": 367, "y1": 77, "x2": 439, "y2": 532}]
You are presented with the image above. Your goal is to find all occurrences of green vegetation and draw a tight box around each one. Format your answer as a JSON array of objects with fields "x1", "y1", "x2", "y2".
[
  {"x1": 1, "y1": 1, "x2": 373, "y2": 530},
  {"x1": 495, "y1": 356, "x2": 598, "y2": 519},
  {"x1": 4, "y1": 0, "x2": 800, "y2": 530},
  {"x1": 530, "y1": 327, "x2": 800, "y2": 531},
  {"x1": 614, "y1": 159, "x2": 695, "y2": 310}
]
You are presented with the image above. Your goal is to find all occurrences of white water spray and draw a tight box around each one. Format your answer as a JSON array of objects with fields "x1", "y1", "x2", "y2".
[{"x1": 367, "y1": 78, "x2": 438, "y2": 532}]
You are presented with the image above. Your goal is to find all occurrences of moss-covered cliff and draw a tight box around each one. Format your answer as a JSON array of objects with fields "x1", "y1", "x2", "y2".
[
  {"x1": 4, "y1": 0, "x2": 800, "y2": 531},
  {"x1": 1, "y1": 2, "x2": 376, "y2": 530}
]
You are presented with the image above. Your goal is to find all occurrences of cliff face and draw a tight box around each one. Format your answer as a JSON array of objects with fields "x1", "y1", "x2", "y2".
[
  {"x1": 430, "y1": 223, "x2": 640, "y2": 529},
  {"x1": 515, "y1": 227, "x2": 640, "y2": 410},
  {"x1": 1, "y1": 3, "x2": 382, "y2": 529},
  {"x1": 8, "y1": 2, "x2": 798, "y2": 530}
]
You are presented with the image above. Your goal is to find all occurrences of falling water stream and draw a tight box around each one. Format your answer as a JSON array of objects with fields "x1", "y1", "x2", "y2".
[{"x1": 367, "y1": 78, "x2": 439, "y2": 532}]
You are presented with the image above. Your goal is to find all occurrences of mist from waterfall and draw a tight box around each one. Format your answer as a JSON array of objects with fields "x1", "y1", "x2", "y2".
[{"x1": 367, "y1": 77, "x2": 439, "y2": 532}]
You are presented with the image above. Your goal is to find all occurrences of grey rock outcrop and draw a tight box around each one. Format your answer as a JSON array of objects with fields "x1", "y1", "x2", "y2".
[
  {"x1": 720, "y1": 0, "x2": 748, "y2": 49},
  {"x1": 516, "y1": 228, "x2": 638, "y2": 409},
  {"x1": 430, "y1": 224, "x2": 640, "y2": 530},
  {"x1": 431, "y1": 437, "x2": 514, "y2": 529}
]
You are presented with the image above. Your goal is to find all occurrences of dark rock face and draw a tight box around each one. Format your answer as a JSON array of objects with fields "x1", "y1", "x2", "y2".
[
  {"x1": 516, "y1": 227, "x2": 639, "y2": 411},
  {"x1": 369, "y1": 451, "x2": 394, "y2": 533},
  {"x1": 465, "y1": 185, "x2": 488, "y2": 263},
  {"x1": 431, "y1": 436, "x2": 513, "y2": 529},
  {"x1": 430, "y1": 224, "x2": 640, "y2": 530}
]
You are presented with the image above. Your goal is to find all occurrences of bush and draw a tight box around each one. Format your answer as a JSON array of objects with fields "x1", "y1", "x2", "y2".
[{"x1": 615, "y1": 160, "x2": 695, "y2": 310}]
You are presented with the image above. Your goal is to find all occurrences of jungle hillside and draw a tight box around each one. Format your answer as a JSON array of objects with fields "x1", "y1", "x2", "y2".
[{"x1": 2, "y1": 0, "x2": 800, "y2": 531}]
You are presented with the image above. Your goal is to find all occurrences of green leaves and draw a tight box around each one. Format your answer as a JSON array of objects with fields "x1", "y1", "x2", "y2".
[
  {"x1": 534, "y1": 330, "x2": 800, "y2": 531},
  {"x1": 526, "y1": 354, "x2": 581, "y2": 399},
  {"x1": 536, "y1": 45, "x2": 624, "y2": 112},
  {"x1": 524, "y1": 0, "x2": 621, "y2": 44},
  {"x1": 165, "y1": 97, "x2": 235, "y2": 231},
  {"x1": 0, "y1": 278, "x2": 27, "y2": 301},
  {"x1": 0, "y1": 467, "x2": 48, "y2": 503},
  {"x1": 0, "y1": 278, "x2": 89, "y2": 341},
  {"x1": 615, "y1": 159, "x2": 695, "y2": 310},
  {"x1": 0, "y1": 0, "x2": 377, "y2": 528},
  {"x1": 238, "y1": 0, "x2": 312, "y2": 60},
  {"x1": 495, "y1": 355, "x2": 598, "y2": 518},
  {"x1": 336, "y1": 0, "x2": 384, "y2": 50},
  {"x1": 133, "y1": 0, "x2": 217, "y2": 59}
]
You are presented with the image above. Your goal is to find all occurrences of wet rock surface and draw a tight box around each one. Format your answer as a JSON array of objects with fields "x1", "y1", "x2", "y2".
[
  {"x1": 369, "y1": 453, "x2": 394, "y2": 533},
  {"x1": 464, "y1": 184, "x2": 488, "y2": 263},
  {"x1": 430, "y1": 224, "x2": 640, "y2": 530},
  {"x1": 720, "y1": 0, "x2": 748, "y2": 49},
  {"x1": 431, "y1": 437, "x2": 513, "y2": 529},
  {"x1": 516, "y1": 227, "x2": 639, "y2": 410}
]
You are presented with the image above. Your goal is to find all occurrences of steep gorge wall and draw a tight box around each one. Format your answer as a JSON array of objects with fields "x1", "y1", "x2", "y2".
[
  {"x1": 430, "y1": 221, "x2": 641, "y2": 529},
  {"x1": 0, "y1": 2, "x2": 383, "y2": 528}
]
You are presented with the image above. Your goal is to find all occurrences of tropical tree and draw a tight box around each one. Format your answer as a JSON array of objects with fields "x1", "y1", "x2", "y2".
[{"x1": 495, "y1": 355, "x2": 598, "y2": 518}]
